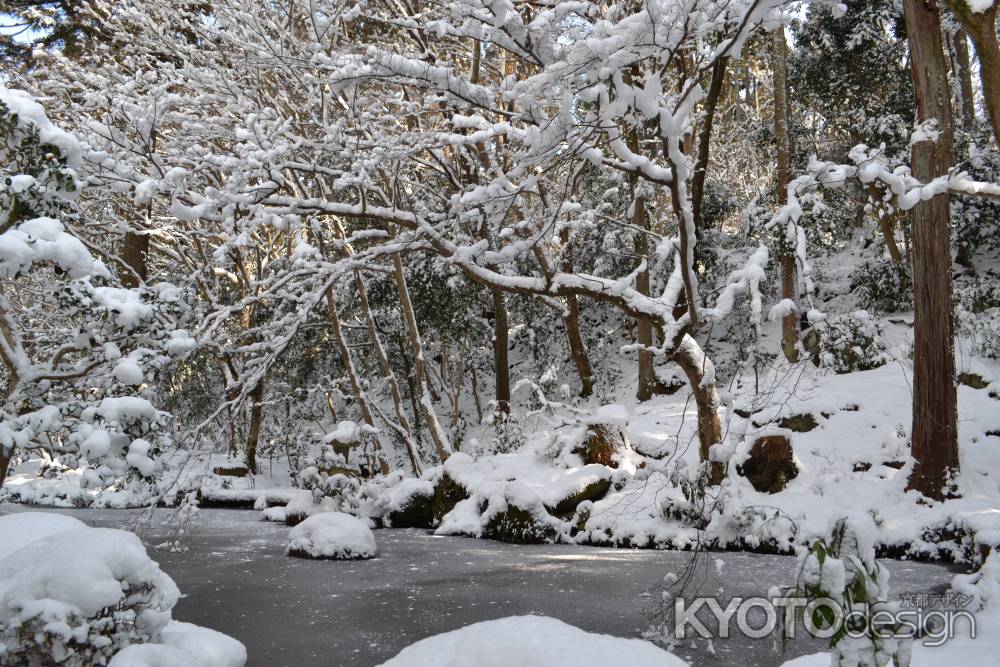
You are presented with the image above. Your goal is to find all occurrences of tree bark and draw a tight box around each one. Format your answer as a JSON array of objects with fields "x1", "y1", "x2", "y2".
[
  {"x1": 491, "y1": 287, "x2": 511, "y2": 414},
  {"x1": 773, "y1": 27, "x2": 799, "y2": 363},
  {"x1": 904, "y1": 0, "x2": 960, "y2": 500},
  {"x1": 392, "y1": 249, "x2": 452, "y2": 463},
  {"x1": 691, "y1": 56, "x2": 729, "y2": 232},
  {"x1": 0, "y1": 446, "x2": 11, "y2": 489},
  {"x1": 326, "y1": 286, "x2": 374, "y2": 427},
  {"x1": 628, "y1": 130, "x2": 657, "y2": 401},
  {"x1": 560, "y1": 228, "x2": 595, "y2": 397},
  {"x1": 121, "y1": 230, "x2": 148, "y2": 288},
  {"x1": 947, "y1": 28, "x2": 977, "y2": 134},
  {"x1": 672, "y1": 333, "x2": 725, "y2": 484},
  {"x1": 947, "y1": 2, "x2": 1000, "y2": 142},
  {"x1": 355, "y1": 270, "x2": 422, "y2": 475},
  {"x1": 244, "y1": 379, "x2": 265, "y2": 474}
]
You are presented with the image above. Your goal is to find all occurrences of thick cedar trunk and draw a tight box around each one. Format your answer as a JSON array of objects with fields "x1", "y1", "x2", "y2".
[
  {"x1": 392, "y1": 251, "x2": 452, "y2": 463},
  {"x1": 122, "y1": 230, "x2": 148, "y2": 288},
  {"x1": 948, "y1": 2, "x2": 1000, "y2": 142},
  {"x1": 773, "y1": 28, "x2": 799, "y2": 363},
  {"x1": 245, "y1": 379, "x2": 265, "y2": 474},
  {"x1": 904, "y1": 0, "x2": 960, "y2": 500},
  {"x1": 491, "y1": 288, "x2": 511, "y2": 414},
  {"x1": 560, "y1": 228, "x2": 595, "y2": 397}
]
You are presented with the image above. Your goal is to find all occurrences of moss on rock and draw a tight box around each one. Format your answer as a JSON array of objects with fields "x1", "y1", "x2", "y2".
[{"x1": 431, "y1": 472, "x2": 470, "y2": 524}]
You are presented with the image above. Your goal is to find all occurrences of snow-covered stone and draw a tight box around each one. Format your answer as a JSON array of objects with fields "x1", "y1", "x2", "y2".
[{"x1": 286, "y1": 512, "x2": 378, "y2": 560}]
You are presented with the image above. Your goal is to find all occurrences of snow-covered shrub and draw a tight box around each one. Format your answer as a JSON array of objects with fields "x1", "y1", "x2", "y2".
[
  {"x1": 958, "y1": 316, "x2": 1000, "y2": 361},
  {"x1": 0, "y1": 514, "x2": 179, "y2": 665},
  {"x1": 850, "y1": 260, "x2": 912, "y2": 313},
  {"x1": 956, "y1": 282, "x2": 1000, "y2": 316},
  {"x1": 484, "y1": 409, "x2": 524, "y2": 455},
  {"x1": 286, "y1": 512, "x2": 377, "y2": 560},
  {"x1": 817, "y1": 311, "x2": 890, "y2": 374},
  {"x1": 774, "y1": 516, "x2": 910, "y2": 667},
  {"x1": 0, "y1": 512, "x2": 246, "y2": 666},
  {"x1": 1, "y1": 86, "x2": 180, "y2": 504}
]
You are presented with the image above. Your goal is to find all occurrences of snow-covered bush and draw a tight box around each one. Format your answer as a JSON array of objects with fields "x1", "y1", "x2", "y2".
[
  {"x1": 774, "y1": 516, "x2": 910, "y2": 667},
  {"x1": 817, "y1": 311, "x2": 890, "y2": 374},
  {"x1": 1, "y1": 86, "x2": 180, "y2": 504},
  {"x1": 0, "y1": 513, "x2": 177, "y2": 665},
  {"x1": 850, "y1": 260, "x2": 912, "y2": 314},
  {"x1": 0, "y1": 512, "x2": 246, "y2": 666},
  {"x1": 286, "y1": 512, "x2": 377, "y2": 560}
]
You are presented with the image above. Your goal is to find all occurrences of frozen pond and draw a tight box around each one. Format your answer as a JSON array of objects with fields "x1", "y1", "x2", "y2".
[{"x1": 0, "y1": 505, "x2": 964, "y2": 666}]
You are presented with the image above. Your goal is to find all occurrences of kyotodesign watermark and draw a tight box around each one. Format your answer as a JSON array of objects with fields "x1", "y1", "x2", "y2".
[{"x1": 673, "y1": 595, "x2": 977, "y2": 647}]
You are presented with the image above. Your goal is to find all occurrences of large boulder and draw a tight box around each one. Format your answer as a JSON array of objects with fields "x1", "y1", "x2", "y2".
[
  {"x1": 481, "y1": 484, "x2": 561, "y2": 545},
  {"x1": 386, "y1": 479, "x2": 434, "y2": 529},
  {"x1": 737, "y1": 435, "x2": 798, "y2": 493},
  {"x1": 545, "y1": 478, "x2": 612, "y2": 516},
  {"x1": 431, "y1": 472, "x2": 470, "y2": 524},
  {"x1": 572, "y1": 424, "x2": 628, "y2": 468}
]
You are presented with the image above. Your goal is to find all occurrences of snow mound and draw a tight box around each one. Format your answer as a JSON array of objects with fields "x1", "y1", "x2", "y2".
[
  {"x1": 108, "y1": 621, "x2": 247, "y2": 667},
  {"x1": 286, "y1": 512, "x2": 377, "y2": 560},
  {"x1": 0, "y1": 511, "x2": 86, "y2": 560},
  {"x1": 377, "y1": 615, "x2": 688, "y2": 667}
]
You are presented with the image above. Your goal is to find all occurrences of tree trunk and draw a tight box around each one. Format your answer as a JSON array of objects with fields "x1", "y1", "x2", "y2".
[
  {"x1": 355, "y1": 270, "x2": 422, "y2": 475},
  {"x1": 491, "y1": 288, "x2": 511, "y2": 414},
  {"x1": 947, "y1": 28, "x2": 977, "y2": 134},
  {"x1": 122, "y1": 230, "x2": 148, "y2": 288},
  {"x1": 559, "y1": 228, "x2": 595, "y2": 397},
  {"x1": 245, "y1": 379, "x2": 265, "y2": 474},
  {"x1": 691, "y1": 56, "x2": 729, "y2": 233},
  {"x1": 947, "y1": 2, "x2": 1000, "y2": 141},
  {"x1": 326, "y1": 286, "x2": 374, "y2": 427},
  {"x1": 773, "y1": 27, "x2": 800, "y2": 363},
  {"x1": 325, "y1": 284, "x2": 389, "y2": 474},
  {"x1": 628, "y1": 130, "x2": 657, "y2": 401},
  {"x1": 0, "y1": 446, "x2": 11, "y2": 489},
  {"x1": 672, "y1": 333, "x2": 725, "y2": 484},
  {"x1": 392, "y1": 250, "x2": 452, "y2": 463},
  {"x1": 904, "y1": 0, "x2": 960, "y2": 500}
]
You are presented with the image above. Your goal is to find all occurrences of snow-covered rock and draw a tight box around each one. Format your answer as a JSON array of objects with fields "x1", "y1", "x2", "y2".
[
  {"x1": 377, "y1": 615, "x2": 689, "y2": 666},
  {"x1": 286, "y1": 512, "x2": 378, "y2": 560}
]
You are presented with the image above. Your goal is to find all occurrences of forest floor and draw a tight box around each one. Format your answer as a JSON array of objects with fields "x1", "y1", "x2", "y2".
[{"x1": 0, "y1": 505, "x2": 964, "y2": 667}]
